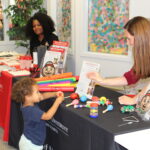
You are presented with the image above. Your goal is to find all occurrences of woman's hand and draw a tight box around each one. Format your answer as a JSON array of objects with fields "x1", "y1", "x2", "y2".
[
  {"x1": 87, "y1": 72, "x2": 103, "y2": 83},
  {"x1": 118, "y1": 95, "x2": 137, "y2": 105}
]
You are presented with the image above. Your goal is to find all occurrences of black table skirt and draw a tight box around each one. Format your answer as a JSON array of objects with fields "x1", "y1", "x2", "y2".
[{"x1": 9, "y1": 85, "x2": 150, "y2": 150}]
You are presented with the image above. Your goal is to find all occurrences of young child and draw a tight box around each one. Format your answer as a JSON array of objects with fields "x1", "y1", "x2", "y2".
[{"x1": 12, "y1": 77, "x2": 64, "y2": 150}]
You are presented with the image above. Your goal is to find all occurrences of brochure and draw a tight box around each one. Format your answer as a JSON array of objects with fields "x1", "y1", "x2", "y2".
[{"x1": 76, "y1": 61, "x2": 100, "y2": 99}]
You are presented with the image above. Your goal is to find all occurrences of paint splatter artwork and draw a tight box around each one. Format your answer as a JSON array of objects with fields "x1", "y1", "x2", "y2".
[
  {"x1": 57, "y1": 0, "x2": 71, "y2": 47},
  {"x1": 88, "y1": 0, "x2": 129, "y2": 55}
]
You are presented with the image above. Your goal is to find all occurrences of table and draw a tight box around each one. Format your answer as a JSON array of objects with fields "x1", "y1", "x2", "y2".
[
  {"x1": 115, "y1": 128, "x2": 150, "y2": 150},
  {"x1": 0, "y1": 71, "x2": 13, "y2": 141},
  {"x1": 0, "y1": 72, "x2": 28, "y2": 142},
  {"x1": 8, "y1": 85, "x2": 150, "y2": 150}
]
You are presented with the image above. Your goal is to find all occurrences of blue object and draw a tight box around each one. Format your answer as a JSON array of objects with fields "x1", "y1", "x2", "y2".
[{"x1": 80, "y1": 95, "x2": 87, "y2": 102}]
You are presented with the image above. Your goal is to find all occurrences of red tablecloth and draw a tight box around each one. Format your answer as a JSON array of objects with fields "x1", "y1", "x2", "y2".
[{"x1": 0, "y1": 71, "x2": 13, "y2": 141}]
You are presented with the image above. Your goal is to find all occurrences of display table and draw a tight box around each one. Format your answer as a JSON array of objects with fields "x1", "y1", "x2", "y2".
[
  {"x1": 0, "y1": 71, "x2": 13, "y2": 141},
  {"x1": 8, "y1": 84, "x2": 150, "y2": 150},
  {"x1": 0, "y1": 71, "x2": 28, "y2": 142}
]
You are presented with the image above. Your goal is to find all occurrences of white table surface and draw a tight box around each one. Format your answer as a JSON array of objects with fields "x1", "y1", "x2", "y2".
[{"x1": 115, "y1": 128, "x2": 150, "y2": 150}]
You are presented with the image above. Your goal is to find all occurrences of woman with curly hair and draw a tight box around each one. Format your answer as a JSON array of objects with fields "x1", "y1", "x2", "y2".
[{"x1": 26, "y1": 12, "x2": 58, "y2": 57}]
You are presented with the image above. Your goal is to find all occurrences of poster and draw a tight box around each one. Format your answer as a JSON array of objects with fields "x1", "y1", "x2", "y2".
[{"x1": 88, "y1": 0, "x2": 129, "y2": 55}]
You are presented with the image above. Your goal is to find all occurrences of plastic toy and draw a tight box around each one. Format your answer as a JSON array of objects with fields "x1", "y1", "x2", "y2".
[
  {"x1": 39, "y1": 86, "x2": 74, "y2": 92},
  {"x1": 66, "y1": 99, "x2": 79, "y2": 107},
  {"x1": 102, "y1": 105, "x2": 113, "y2": 113},
  {"x1": 70, "y1": 93, "x2": 79, "y2": 99},
  {"x1": 99, "y1": 96, "x2": 107, "y2": 105},
  {"x1": 91, "y1": 96, "x2": 99, "y2": 101},
  {"x1": 74, "y1": 104, "x2": 89, "y2": 108},
  {"x1": 105, "y1": 100, "x2": 112, "y2": 105},
  {"x1": 80, "y1": 95, "x2": 87, "y2": 102},
  {"x1": 121, "y1": 105, "x2": 135, "y2": 113},
  {"x1": 34, "y1": 72, "x2": 73, "y2": 81},
  {"x1": 89, "y1": 103, "x2": 99, "y2": 118}
]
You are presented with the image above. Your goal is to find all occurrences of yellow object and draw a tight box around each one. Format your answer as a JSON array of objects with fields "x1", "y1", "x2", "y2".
[
  {"x1": 99, "y1": 96, "x2": 107, "y2": 102},
  {"x1": 48, "y1": 83, "x2": 77, "y2": 87}
]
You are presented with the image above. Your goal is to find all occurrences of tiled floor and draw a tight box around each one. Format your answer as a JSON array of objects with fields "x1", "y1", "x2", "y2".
[{"x1": 0, "y1": 128, "x2": 17, "y2": 150}]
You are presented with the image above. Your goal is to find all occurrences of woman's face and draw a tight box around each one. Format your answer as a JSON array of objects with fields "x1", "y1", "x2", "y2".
[
  {"x1": 32, "y1": 19, "x2": 43, "y2": 35},
  {"x1": 125, "y1": 30, "x2": 134, "y2": 46}
]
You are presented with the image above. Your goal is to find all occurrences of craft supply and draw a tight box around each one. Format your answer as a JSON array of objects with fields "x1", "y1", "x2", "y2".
[
  {"x1": 102, "y1": 105, "x2": 113, "y2": 113},
  {"x1": 66, "y1": 99, "x2": 79, "y2": 107},
  {"x1": 89, "y1": 103, "x2": 99, "y2": 118}
]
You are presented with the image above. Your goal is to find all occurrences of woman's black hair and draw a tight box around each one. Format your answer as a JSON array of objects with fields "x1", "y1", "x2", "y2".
[{"x1": 25, "y1": 12, "x2": 56, "y2": 40}]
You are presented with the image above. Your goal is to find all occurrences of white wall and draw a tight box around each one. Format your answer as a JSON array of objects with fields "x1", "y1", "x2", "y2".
[{"x1": 2, "y1": 0, "x2": 150, "y2": 76}]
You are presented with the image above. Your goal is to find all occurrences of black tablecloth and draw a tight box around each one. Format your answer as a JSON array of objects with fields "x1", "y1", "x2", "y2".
[{"x1": 8, "y1": 85, "x2": 150, "y2": 150}]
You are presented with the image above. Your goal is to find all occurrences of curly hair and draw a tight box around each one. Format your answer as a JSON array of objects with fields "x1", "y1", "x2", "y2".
[
  {"x1": 25, "y1": 12, "x2": 56, "y2": 40},
  {"x1": 12, "y1": 77, "x2": 37, "y2": 103}
]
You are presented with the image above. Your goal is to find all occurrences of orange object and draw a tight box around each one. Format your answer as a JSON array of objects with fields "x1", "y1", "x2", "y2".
[{"x1": 34, "y1": 72, "x2": 73, "y2": 81}]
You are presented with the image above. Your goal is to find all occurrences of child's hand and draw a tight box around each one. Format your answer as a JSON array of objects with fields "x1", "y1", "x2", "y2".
[
  {"x1": 118, "y1": 95, "x2": 136, "y2": 105},
  {"x1": 55, "y1": 91, "x2": 64, "y2": 104},
  {"x1": 56, "y1": 91, "x2": 64, "y2": 97}
]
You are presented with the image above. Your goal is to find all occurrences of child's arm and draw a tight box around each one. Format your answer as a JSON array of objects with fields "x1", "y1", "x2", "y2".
[
  {"x1": 41, "y1": 92, "x2": 64, "y2": 120},
  {"x1": 40, "y1": 92, "x2": 60, "y2": 101}
]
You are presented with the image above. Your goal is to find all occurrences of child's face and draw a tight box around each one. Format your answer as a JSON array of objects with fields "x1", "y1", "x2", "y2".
[{"x1": 29, "y1": 85, "x2": 42, "y2": 103}]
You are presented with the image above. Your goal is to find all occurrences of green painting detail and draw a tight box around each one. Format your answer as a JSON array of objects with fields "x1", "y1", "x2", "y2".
[{"x1": 88, "y1": 0, "x2": 129, "y2": 55}]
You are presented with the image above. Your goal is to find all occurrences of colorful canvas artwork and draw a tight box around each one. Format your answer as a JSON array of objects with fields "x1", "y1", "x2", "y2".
[
  {"x1": 56, "y1": 0, "x2": 71, "y2": 47},
  {"x1": 88, "y1": 0, "x2": 129, "y2": 55}
]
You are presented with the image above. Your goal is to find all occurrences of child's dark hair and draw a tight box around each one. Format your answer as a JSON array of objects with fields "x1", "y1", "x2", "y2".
[{"x1": 12, "y1": 77, "x2": 37, "y2": 103}]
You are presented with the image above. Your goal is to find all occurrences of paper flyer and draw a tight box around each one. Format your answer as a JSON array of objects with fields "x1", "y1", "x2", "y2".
[{"x1": 76, "y1": 61, "x2": 100, "y2": 99}]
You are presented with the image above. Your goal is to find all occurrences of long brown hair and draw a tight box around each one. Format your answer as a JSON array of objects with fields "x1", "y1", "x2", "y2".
[{"x1": 124, "y1": 16, "x2": 150, "y2": 78}]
